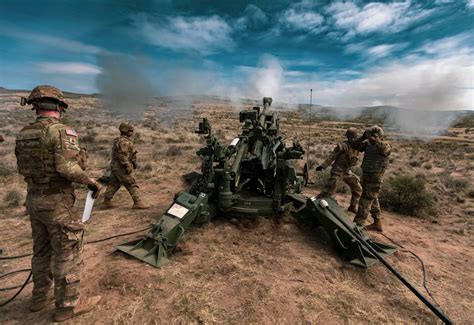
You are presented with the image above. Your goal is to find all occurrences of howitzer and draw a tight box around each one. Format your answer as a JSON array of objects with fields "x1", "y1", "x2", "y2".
[
  {"x1": 115, "y1": 97, "x2": 451, "y2": 324},
  {"x1": 117, "y1": 98, "x2": 391, "y2": 266}
]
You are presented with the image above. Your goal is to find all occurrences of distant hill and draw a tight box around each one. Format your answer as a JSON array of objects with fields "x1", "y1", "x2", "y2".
[{"x1": 1, "y1": 87, "x2": 472, "y2": 129}]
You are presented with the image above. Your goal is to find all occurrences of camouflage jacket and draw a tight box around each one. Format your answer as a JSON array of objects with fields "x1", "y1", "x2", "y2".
[
  {"x1": 352, "y1": 137, "x2": 391, "y2": 173},
  {"x1": 15, "y1": 116, "x2": 94, "y2": 190},
  {"x1": 321, "y1": 141, "x2": 360, "y2": 173},
  {"x1": 111, "y1": 135, "x2": 135, "y2": 172}
]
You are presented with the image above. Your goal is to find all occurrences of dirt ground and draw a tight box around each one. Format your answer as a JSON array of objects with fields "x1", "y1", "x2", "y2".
[{"x1": 0, "y1": 91, "x2": 473, "y2": 324}]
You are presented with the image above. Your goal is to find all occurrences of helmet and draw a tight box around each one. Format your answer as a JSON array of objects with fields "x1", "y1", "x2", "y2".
[
  {"x1": 26, "y1": 85, "x2": 68, "y2": 108},
  {"x1": 371, "y1": 125, "x2": 384, "y2": 137},
  {"x1": 119, "y1": 122, "x2": 134, "y2": 133},
  {"x1": 345, "y1": 127, "x2": 358, "y2": 139}
]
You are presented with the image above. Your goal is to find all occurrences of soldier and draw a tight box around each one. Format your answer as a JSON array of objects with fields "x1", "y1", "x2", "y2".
[
  {"x1": 352, "y1": 125, "x2": 392, "y2": 232},
  {"x1": 15, "y1": 85, "x2": 102, "y2": 321},
  {"x1": 316, "y1": 128, "x2": 362, "y2": 213},
  {"x1": 102, "y1": 122, "x2": 150, "y2": 209}
]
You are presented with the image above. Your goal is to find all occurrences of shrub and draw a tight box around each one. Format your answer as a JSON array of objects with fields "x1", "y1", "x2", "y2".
[
  {"x1": 142, "y1": 163, "x2": 153, "y2": 172},
  {"x1": 440, "y1": 174, "x2": 469, "y2": 193},
  {"x1": 81, "y1": 131, "x2": 98, "y2": 144},
  {"x1": 380, "y1": 175, "x2": 437, "y2": 217},
  {"x1": 165, "y1": 145, "x2": 182, "y2": 157},
  {"x1": 4, "y1": 189, "x2": 23, "y2": 207},
  {"x1": 408, "y1": 159, "x2": 421, "y2": 167},
  {"x1": 0, "y1": 162, "x2": 14, "y2": 177}
]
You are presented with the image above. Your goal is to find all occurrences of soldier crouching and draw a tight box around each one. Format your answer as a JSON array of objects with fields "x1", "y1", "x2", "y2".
[
  {"x1": 15, "y1": 85, "x2": 102, "y2": 321},
  {"x1": 102, "y1": 122, "x2": 150, "y2": 209},
  {"x1": 352, "y1": 125, "x2": 392, "y2": 232},
  {"x1": 316, "y1": 128, "x2": 362, "y2": 213}
]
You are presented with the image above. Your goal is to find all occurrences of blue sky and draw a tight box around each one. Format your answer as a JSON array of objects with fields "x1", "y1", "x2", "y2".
[{"x1": 0, "y1": 0, "x2": 473, "y2": 109}]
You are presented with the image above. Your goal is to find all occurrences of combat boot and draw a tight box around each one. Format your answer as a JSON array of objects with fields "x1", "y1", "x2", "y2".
[
  {"x1": 54, "y1": 295, "x2": 102, "y2": 322},
  {"x1": 132, "y1": 200, "x2": 150, "y2": 210},
  {"x1": 29, "y1": 295, "x2": 53, "y2": 312},
  {"x1": 365, "y1": 219, "x2": 383, "y2": 232},
  {"x1": 353, "y1": 216, "x2": 365, "y2": 227},
  {"x1": 30, "y1": 282, "x2": 54, "y2": 312},
  {"x1": 102, "y1": 198, "x2": 117, "y2": 209},
  {"x1": 347, "y1": 205, "x2": 357, "y2": 213}
]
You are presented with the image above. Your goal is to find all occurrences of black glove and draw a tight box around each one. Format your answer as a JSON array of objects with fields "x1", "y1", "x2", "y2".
[
  {"x1": 316, "y1": 165, "x2": 324, "y2": 171},
  {"x1": 87, "y1": 181, "x2": 102, "y2": 199}
]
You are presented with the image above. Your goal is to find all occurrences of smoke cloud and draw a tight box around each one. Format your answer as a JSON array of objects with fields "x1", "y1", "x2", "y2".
[
  {"x1": 249, "y1": 54, "x2": 284, "y2": 100},
  {"x1": 96, "y1": 54, "x2": 155, "y2": 119}
]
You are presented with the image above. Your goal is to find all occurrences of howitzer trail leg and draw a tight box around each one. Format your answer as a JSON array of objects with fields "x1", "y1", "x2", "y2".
[
  {"x1": 289, "y1": 195, "x2": 396, "y2": 268},
  {"x1": 116, "y1": 192, "x2": 212, "y2": 267}
]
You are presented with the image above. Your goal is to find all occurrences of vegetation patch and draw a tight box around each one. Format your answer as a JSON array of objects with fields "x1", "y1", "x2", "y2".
[{"x1": 380, "y1": 174, "x2": 437, "y2": 217}]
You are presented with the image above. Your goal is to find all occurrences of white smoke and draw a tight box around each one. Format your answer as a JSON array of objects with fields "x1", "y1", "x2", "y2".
[{"x1": 249, "y1": 54, "x2": 284, "y2": 100}]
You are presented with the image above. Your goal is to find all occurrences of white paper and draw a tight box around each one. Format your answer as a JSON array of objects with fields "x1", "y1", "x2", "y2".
[
  {"x1": 81, "y1": 190, "x2": 95, "y2": 223},
  {"x1": 230, "y1": 138, "x2": 240, "y2": 146},
  {"x1": 167, "y1": 203, "x2": 189, "y2": 219}
]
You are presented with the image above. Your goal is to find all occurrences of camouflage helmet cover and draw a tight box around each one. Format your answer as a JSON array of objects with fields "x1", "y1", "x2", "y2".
[
  {"x1": 27, "y1": 85, "x2": 68, "y2": 108},
  {"x1": 119, "y1": 122, "x2": 134, "y2": 133},
  {"x1": 371, "y1": 125, "x2": 384, "y2": 137},
  {"x1": 366, "y1": 125, "x2": 384, "y2": 137},
  {"x1": 345, "y1": 127, "x2": 358, "y2": 139}
]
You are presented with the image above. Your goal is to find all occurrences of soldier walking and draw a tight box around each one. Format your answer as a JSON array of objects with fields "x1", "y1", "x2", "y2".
[
  {"x1": 352, "y1": 125, "x2": 392, "y2": 232},
  {"x1": 15, "y1": 85, "x2": 102, "y2": 321},
  {"x1": 102, "y1": 122, "x2": 150, "y2": 209},
  {"x1": 316, "y1": 128, "x2": 362, "y2": 213}
]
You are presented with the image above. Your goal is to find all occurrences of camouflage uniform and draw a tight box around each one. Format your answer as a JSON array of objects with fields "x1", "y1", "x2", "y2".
[
  {"x1": 317, "y1": 130, "x2": 362, "y2": 211},
  {"x1": 103, "y1": 123, "x2": 148, "y2": 208},
  {"x1": 352, "y1": 126, "x2": 391, "y2": 230},
  {"x1": 15, "y1": 86, "x2": 100, "y2": 313}
]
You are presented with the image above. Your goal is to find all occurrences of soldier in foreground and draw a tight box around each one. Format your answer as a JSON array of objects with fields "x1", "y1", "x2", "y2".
[
  {"x1": 352, "y1": 125, "x2": 392, "y2": 232},
  {"x1": 15, "y1": 85, "x2": 102, "y2": 321},
  {"x1": 102, "y1": 122, "x2": 150, "y2": 209},
  {"x1": 316, "y1": 128, "x2": 362, "y2": 213}
]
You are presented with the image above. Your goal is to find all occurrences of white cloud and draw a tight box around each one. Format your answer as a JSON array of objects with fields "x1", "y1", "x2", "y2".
[
  {"x1": 279, "y1": 8, "x2": 325, "y2": 34},
  {"x1": 326, "y1": 1, "x2": 434, "y2": 38},
  {"x1": 133, "y1": 14, "x2": 235, "y2": 55},
  {"x1": 367, "y1": 44, "x2": 396, "y2": 57},
  {"x1": 417, "y1": 33, "x2": 472, "y2": 56},
  {"x1": 0, "y1": 27, "x2": 105, "y2": 55},
  {"x1": 36, "y1": 62, "x2": 102, "y2": 75},
  {"x1": 236, "y1": 4, "x2": 268, "y2": 30},
  {"x1": 279, "y1": 49, "x2": 473, "y2": 111},
  {"x1": 285, "y1": 70, "x2": 307, "y2": 77},
  {"x1": 282, "y1": 58, "x2": 322, "y2": 67},
  {"x1": 434, "y1": 0, "x2": 455, "y2": 4},
  {"x1": 467, "y1": 0, "x2": 474, "y2": 8},
  {"x1": 346, "y1": 42, "x2": 408, "y2": 59}
]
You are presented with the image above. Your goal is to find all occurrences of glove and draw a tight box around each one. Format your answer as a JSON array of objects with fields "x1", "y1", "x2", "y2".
[
  {"x1": 126, "y1": 164, "x2": 133, "y2": 175},
  {"x1": 87, "y1": 181, "x2": 102, "y2": 199},
  {"x1": 316, "y1": 165, "x2": 324, "y2": 171}
]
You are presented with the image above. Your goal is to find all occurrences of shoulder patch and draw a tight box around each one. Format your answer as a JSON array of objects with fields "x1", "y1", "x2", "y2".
[{"x1": 65, "y1": 128, "x2": 78, "y2": 137}]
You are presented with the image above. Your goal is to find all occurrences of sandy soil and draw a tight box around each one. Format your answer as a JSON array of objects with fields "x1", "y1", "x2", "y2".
[{"x1": 0, "y1": 92, "x2": 473, "y2": 324}]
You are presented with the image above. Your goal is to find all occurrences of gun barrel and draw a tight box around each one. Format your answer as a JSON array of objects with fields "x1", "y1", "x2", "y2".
[
  {"x1": 259, "y1": 97, "x2": 272, "y2": 128},
  {"x1": 230, "y1": 141, "x2": 248, "y2": 186}
]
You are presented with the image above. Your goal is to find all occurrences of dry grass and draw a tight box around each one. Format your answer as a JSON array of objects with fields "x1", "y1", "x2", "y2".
[{"x1": 0, "y1": 91, "x2": 473, "y2": 324}]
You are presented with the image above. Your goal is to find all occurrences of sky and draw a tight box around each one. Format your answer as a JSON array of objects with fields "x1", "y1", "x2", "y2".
[{"x1": 0, "y1": 0, "x2": 473, "y2": 110}]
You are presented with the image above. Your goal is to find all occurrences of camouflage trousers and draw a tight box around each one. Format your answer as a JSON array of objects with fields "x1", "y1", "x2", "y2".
[
  {"x1": 317, "y1": 170, "x2": 362, "y2": 207},
  {"x1": 26, "y1": 190, "x2": 83, "y2": 309},
  {"x1": 104, "y1": 169, "x2": 140, "y2": 203},
  {"x1": 356, "y1": 172, "x2": 384, "y2": 222}
]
